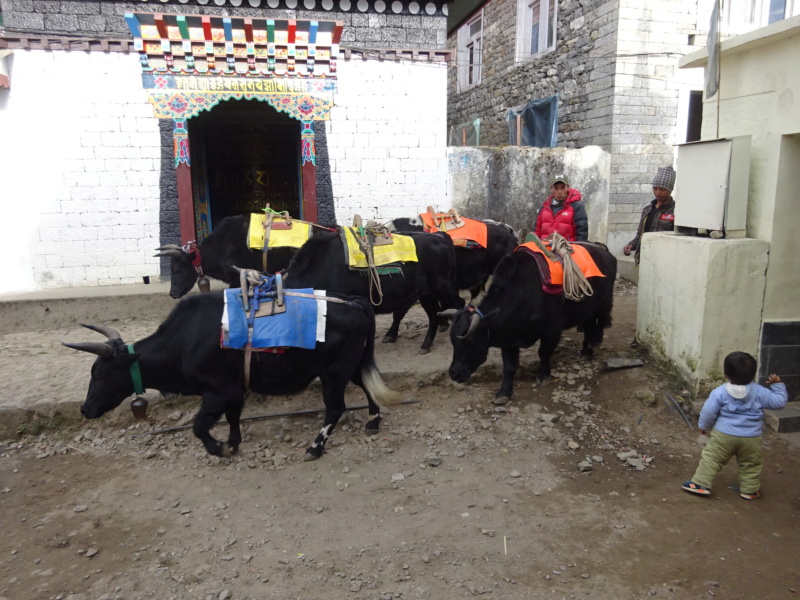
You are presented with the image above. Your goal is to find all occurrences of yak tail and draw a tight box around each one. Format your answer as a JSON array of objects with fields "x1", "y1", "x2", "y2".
[{"x1": 356, "y1": 300, "x2": 403, "y2": 409}]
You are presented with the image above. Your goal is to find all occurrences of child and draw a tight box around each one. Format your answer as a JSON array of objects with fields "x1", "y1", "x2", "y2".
[{"x1": 682, "y1": 351, "x2": 787, "y2": 500}]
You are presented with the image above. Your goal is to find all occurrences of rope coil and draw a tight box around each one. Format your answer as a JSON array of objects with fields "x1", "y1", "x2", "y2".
[
  {"x1": 352, "y1": 215, "x2": 384, "y2": 306},
  {"x1": 546, "y1": 233, "x2": 594, "y2": 302}
]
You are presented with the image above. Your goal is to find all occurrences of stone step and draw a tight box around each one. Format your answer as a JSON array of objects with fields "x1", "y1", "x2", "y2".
[
  {"x1": 616, "y1": 254, "x2": 638, "y2": 284},
  {"x1": 0, "y1": 281, "x2": 176, "y2": 334},
  {"x1": 764, "y1": 401, "x2": 800, "y2": 433}
]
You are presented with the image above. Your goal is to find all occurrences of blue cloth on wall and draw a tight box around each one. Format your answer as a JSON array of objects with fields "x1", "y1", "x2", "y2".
[
  {"x1": 223, "y1": 287, "x2": 319, "y2": 350},
  {"x1": 506, "y1": 94, "x2": 559, "y2": 148}
]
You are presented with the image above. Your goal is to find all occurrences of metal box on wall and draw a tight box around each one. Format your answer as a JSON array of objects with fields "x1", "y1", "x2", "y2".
[{"x1": 673, "y1": 136, "x2": 751, "y2": 237}]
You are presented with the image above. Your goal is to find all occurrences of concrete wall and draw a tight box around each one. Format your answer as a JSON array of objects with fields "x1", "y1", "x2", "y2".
[
  {"x1": 637, "y1": 234, "x2": 769, "y2": 397},
  {"x1": 446, "y1": 146, "x2": 610, "y2": 240},
  {"x1": 329, "y1": 58, "x2": 448, "y2": 224}
]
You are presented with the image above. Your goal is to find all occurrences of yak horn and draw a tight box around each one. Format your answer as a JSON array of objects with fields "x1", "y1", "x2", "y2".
[
  {"x1": 155, "y1": 244, "x2": 183, "y2": 251},
  {"x1": 154, "y1": 249, "x2": 184, "y2": 259},
  {"x1": 437, "y1": 308, "x2": 460, "y2": 319},
  {"x1": 81, "y1": 323, "x2": 123, "y2": 341},
  {"x1": 62, "y1": 341, "x2": 113, "y2": 357},
  {"x1": 457, "y1": 313, "x2": 482, "y2": 340}
]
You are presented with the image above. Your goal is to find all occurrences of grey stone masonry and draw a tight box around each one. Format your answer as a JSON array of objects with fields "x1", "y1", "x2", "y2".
[
  {"x1": 448, "y1": 0, "x2": 619, "y2": 151},
  {"x1": 0, "y1": 0, "x2": 447, "y2": 50},
  {"x1": 448, "y1": 0, "x2": 708, "y2": 248}
]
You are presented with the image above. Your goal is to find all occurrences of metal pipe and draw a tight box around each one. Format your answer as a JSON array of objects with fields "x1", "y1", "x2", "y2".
[
  {"x1": 132, "y1": 398, "x2": 422, "y2": 437},
  {"x1": 665, "y1": 393, "x2": 694, "y2": 430}
]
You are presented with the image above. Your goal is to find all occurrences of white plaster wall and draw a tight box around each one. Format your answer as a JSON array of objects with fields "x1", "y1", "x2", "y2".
[
  {"x1": 637, "y1": 233, "x2": 769, "y2": 395},
  {"x1": 0, "y1": 50, "x2": 161, "y2": 293},
  {"x1": 327, "y1": 58, "x2": 448, "y2": 224}
]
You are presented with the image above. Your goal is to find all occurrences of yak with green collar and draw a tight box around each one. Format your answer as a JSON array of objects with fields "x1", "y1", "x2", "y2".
[{"x1": 65, "y1": 291, "x2": 401, "y2": 459}]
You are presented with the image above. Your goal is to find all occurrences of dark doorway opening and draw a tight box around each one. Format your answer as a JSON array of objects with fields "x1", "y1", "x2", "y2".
[
  {"x1": 686, "y1": 90, "x2": 703, "y2": 143},
  {"x1": 189, "y1": 100, "x2": 302, "y2": 234}
]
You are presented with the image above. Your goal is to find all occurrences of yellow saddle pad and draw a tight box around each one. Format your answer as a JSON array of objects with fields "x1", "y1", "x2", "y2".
[
  {"x1": 248, "y1": 213, "x2": 313, "y2": 250},
  {"x1": 342, "y1": 227, "x2": 418, "y2": 269}
]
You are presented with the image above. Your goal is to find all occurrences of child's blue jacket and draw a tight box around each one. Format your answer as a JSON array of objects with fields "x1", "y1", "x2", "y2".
[{"x1": 698, "y1": 382, "x2": 788, "y2": 437}]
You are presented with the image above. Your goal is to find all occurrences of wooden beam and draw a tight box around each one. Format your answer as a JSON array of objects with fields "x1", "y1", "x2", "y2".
[
  {"x1": 176, "y1": 163, "x2": 196, "y2": 246},
  {"x1": 154, "y1": 14, "x2": 168, "y2": 40},
  {"x1": 176, "y1": 15, "x2": 190, "y2": 40}
]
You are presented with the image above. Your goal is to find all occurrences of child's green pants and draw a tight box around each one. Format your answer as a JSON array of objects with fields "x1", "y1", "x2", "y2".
[{"x1": 692, "y1": 429, "x2": 763, "y2": 494}]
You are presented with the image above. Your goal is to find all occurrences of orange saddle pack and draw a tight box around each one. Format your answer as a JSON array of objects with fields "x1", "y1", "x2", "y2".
[
  {"x1": 517, "y1": 240, "x2": 605, "y2": 287},
  {"x1": 419, "y1": 207, "x2": 488, "y2": 249}
]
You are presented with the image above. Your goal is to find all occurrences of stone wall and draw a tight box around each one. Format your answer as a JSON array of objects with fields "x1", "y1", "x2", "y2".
[
  {"x1": 0, "y1": 0, "x2": 447, "y2": 49},
  {"x1": 447, "y1": 0, "x2": 707, "y2": 252},
  {"x1": 447, "y1": 146, "x2": 610, "y2": 242},
  {"x1": 447, "y1": 0, "x2": 618, "y2": 150},
  {"x1": 606, "y1": 0, "x2": 703, "y2": 252}
]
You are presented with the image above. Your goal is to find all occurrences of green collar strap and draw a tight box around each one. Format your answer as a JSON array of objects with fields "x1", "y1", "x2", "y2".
[{"x1": 127, "y1": 344, "x2": 145, "y2": 396}]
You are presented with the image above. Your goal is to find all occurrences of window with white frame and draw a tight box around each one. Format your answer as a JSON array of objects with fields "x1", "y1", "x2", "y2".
[
  {"x1": 516, "y1": 0, "x2": 557, "y2": 61},
  {"x1": 719, "y1": 0, "x2": 798, "y2": 32},
  {"x1": 456, "y1": 11, "x2": 483, "y2": 91}
]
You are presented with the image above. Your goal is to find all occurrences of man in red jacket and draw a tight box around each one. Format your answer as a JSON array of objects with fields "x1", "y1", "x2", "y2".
[{"x1": 534, "y1": 174, "x2": 588, "y2": 242}]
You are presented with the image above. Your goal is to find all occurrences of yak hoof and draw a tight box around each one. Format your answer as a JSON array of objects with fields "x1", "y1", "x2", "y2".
[
  {"x1": 417, "y1": 347, "x2": 431, "y2": 356},
  {"x1": 365, "y1": 416, "x2": 382, "y2": 434},
  {"x1": 304, "y1": 446, "x2": 324, "y2": 461},
  {"x1": 437, "y1": 323, "x2": 450, "y2": 333},
  {"x1": 220, "y1": 443, "x2": 234, "y2": 458},
  {"x1": 492, "y1": 395, "x2": 510, "y2": 406},
  {"x1": 579, "y1": 350, "x2": 594, "y2": 361},
  {"x1": 536, "y1": 375, "x2": 553, "y2": 387},
  {"x1": 382, "y1": 334, "x2": 397, "y2": 344}
]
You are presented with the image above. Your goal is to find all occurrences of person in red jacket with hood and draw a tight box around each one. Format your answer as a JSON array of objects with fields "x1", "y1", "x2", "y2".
[{"x1": 534, "y1": 174, "x2": 588, "y2": 242}]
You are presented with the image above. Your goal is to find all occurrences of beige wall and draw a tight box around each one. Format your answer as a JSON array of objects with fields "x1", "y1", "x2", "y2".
[
  {"x1": 691, "y1": 16, "x2": 800, "y2": 321},
  {"x1": 636, "y1": 16, "x2": 800, "y2": 397}
]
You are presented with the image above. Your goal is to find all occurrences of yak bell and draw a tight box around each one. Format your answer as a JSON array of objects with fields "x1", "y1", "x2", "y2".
[{"x1": 131, "y1": 397, "x2": 149, "y2": 419}]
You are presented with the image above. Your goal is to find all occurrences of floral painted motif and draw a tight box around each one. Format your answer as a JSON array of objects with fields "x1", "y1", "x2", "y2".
[
  {"x1": 147, "y1": 91, "x2": 332, "y2": 121},
  {"x1": 168, "y1": 95, "x2": 189, "y2": 115},
  {"x1": 301, "y1": 120, "x2": 316, "y2": 166},
  {"x1": 173, "y1": 120, "x2": 190, "y2": 168}
]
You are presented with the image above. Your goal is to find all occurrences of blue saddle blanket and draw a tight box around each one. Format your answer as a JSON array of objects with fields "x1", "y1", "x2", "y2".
[{"x1": 222, "y1": 287, "x2": 326, "y2": 350}]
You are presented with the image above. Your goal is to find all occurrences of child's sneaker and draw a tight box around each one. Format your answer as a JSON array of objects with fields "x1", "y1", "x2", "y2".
[
  {"x1": 740, "y1": 490, "x2": 761, "y2": 500},
  {"x1": 682, "y1": 481, "x2": 711, "y2": 495}
]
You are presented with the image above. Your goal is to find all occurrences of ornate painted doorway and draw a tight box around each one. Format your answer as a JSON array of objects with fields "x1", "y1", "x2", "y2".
[{"x1": 126, "y1": 11, "x2": 340, "y2": 243}]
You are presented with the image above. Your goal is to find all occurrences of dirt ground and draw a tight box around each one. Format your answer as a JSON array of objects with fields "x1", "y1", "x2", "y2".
[{"x1": 1, "y1": 281, "x2": 799, "y2": 600}]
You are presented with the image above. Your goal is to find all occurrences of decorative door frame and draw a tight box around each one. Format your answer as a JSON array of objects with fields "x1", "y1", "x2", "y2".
[{"x1": 125, "y1": 11, "x2": 341, "y2": 243}]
